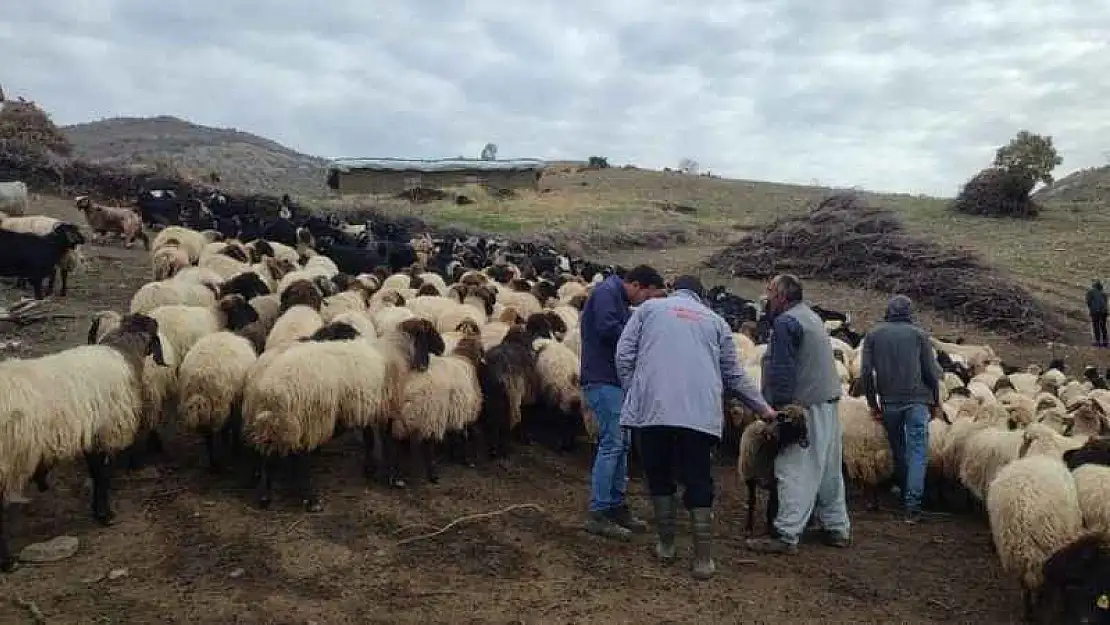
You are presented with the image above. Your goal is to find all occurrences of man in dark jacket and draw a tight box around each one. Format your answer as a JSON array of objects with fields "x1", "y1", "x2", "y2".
[
  {"x1": 859, "y1": 295, "x2": 943, "y2": 523},
  {"x1": 580, "y1": 264, "x2": 666, "y2": 539},
  {"x1": 1087, "y1": 280, "x2": 1108, "y2": 347}
]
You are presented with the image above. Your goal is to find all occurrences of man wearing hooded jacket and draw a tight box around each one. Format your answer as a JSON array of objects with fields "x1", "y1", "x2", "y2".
[{"x1": 859, "y1": 295, "x2": 943, "y2": 523}]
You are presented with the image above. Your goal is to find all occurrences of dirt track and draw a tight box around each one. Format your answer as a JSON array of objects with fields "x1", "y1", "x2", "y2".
[{"x1": 0, "y1": 198, "x2": 1028, "y2": 624}]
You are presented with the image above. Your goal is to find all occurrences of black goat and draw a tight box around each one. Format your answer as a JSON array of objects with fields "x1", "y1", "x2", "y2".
[{"x1": 0, "y1": 225, "x2": 85, "y2": 299}]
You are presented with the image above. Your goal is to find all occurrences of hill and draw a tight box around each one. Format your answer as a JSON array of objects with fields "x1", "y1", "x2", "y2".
[
  {"x1": 61, "y1": 116, "x2": 330, "y2": 197},
  {"x1": 1034, "y1": 164, "x2": 1110, "y2": 204}
]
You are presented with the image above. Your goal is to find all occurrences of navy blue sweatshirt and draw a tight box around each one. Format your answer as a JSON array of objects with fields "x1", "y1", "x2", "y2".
[{"x1": 579, "y1": 275, "x2": 631, "y2": 387}]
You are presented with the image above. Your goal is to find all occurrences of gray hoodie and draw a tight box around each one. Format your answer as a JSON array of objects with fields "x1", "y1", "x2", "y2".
[{"x1": 860, "y1": 295, "x2": 943, "y2": 410}]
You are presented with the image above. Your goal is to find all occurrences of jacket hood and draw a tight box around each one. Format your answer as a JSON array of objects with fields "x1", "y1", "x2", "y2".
[{"x1": 885, "y1": 295, "x2": 913, "y2": 322}]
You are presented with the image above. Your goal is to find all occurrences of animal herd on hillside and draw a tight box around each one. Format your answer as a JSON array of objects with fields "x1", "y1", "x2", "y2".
[{"x1": 0, "y1": 181, "x2": 1108, "y2": 624}]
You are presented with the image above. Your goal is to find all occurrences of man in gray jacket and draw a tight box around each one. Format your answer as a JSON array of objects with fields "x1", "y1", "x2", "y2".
[
  {"x1": 616, "y1": 275, "x2": 776, "y2": 579},
  {"x1": 859, "y1": 295, "x2": 943, "y2": 523},
  {"x1": 747, "y1": 274, "x2": 850, "y2": 555}
]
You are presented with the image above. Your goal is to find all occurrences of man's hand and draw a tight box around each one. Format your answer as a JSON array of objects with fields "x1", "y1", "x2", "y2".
[{"x1": 759, "y1": 406, "x2": 777, "y2": 422}]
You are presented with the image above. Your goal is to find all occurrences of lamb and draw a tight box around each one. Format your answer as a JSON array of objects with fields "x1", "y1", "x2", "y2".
[
  {"x1": 0, "y1": 224, "x2": 85, "y2": 299},
  {"x1": 0, "y1": 314, "x2": 166, "y2": 573},
  {"x1": 479, "y1": 324, "x2": 545, "y2": 460},
  {"x1": 391, "y1": 334, "x2": 486, "y2": 484},
  {"x1": 177, "y1": 331, "x2": 259, "y2": 471},
  {"x1": 146, "y1": 294, "x2": 260, "y2": 361},
  {"x1": 75, "y1": 196, "x2": 149, "y2": 249},
  {"x1": 1072, "y1": 464, "x2": 1110, "y2": 534},
  {"x1": 130, "y1": 279, "x2": 218, "y2": 314},
  {"x1": 152, "y1": 226, "x2": 208, "y2": 263},
  {"x1": 737, "y1": 405, "x2": 809, "y2": 536},
  {"x1": 242, "y1": 318, "x2": 443, "y2": 509},
  {"x1": 986, "y1": 454, "x2": 1085, "y2": 621}
]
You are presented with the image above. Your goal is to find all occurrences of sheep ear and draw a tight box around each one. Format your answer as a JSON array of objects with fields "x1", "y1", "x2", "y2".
[
  {"x1": 87, "y1": 317, "x2": 102, "y2": 345},
  {"x1": 149, "y1": 335, "x2": 168, "y2": 366}
]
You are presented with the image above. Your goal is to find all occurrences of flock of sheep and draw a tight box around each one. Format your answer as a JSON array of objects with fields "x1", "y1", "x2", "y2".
[
  {"x1": 1, "y1": 198, "x2": 1109, "y2": 622},
  {"x1": 732, "y1": 331, "x2": 1110, "y2": 622}
]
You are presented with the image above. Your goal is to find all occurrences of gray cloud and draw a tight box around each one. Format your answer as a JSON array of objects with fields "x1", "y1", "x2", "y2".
[{"x1": 2, "y1": 0, "x2": 1109, "y2": 194}]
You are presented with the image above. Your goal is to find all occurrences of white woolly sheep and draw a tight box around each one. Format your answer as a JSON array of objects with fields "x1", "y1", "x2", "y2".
[
  {"x1": 1072, "y1": 464, "x2": 1110, "y2": 534},
  {"x1": 986, "y1": 454, "x2": 1085, "y2": 620},
  {"x1": 153, "y1": 226, "x2": 209, "y2": 263},
  {"x1": 0, "y1": 313, "x2": 166, "y2": 572},
  {"x1": 130, "y1": 279, "x2": 218, "y2": 314},
  {"x1": 177, "y1": 330, "x2": 259, "y2": 471},
  {"x1": 532, "y1": 336, "x2": 584, "y2": 452},
  {"x1": 147, "y1": 294, "x2": 260, "y2": 361},
  {"x1": 242, "y1": 318, "x2": 444, "y2": 509}
]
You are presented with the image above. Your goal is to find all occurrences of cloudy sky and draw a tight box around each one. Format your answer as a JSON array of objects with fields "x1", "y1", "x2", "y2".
[{"x1": 3, "y1": 1, "x2": 1108, "y2": 195}]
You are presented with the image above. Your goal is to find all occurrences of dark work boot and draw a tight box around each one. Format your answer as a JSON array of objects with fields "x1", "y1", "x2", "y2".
[
  {"x1": 651, "y1": 495, "x2": 677, "y2": 562},
  {"x1": 689, "y1": 507, "x2": 715, "y2": 580},
  {"x1": 606, "y1": 504, "x2": 649, "y2": 534},
  {"x1": 584, "y1": 511, "x2": 632, "y2": 540}
]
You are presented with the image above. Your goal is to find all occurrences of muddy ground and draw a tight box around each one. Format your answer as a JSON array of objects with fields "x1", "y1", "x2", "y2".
[{"x1": 0, "y1": 197, "x2": 1040, "y2": 624}]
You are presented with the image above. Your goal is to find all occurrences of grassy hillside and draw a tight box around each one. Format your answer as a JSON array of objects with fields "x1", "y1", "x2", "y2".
[
  {"x1": 62, "y1": 116, "x2": 330, "y2": 197},
  {"x1": 1034, "y1": 165, "x2": 1110, "y2": 205}
]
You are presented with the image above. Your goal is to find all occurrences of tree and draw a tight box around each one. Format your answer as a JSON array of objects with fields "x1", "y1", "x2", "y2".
[
  {"x1": 480, "y1": 142, "x2": 497, "y2": 160},
  {"x1": 0, "y1": 97, "x2": 73, "y2": 158},
  {"x1": 993, "y1": 130, "x2": 1062, "y2": 186},
  {"x1": 586, "y1": 156, "x2": 609, "y2": 169},
  {"x1": 678, "y1": 157, "x2": 699, "y2": 175}
]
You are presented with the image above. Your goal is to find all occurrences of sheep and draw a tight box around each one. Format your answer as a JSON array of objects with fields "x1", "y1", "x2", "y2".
[
  {"x1": 130, "y1": 279, "x2": 218, "y2": 314},
  {"x1": 1064, "y1": 437, "x2": 1110, "y2": 471},
  {"x1": 152, "y1": 226, "x2": 208, "y2": 263},
  {"x1": 0, "y1": 181, "x2": 28, "y2": 216},
  {"x1": 737, "y1": 405, "x2": 809, "y2": 536},
  {"x1": 837, "y1": 397, "x2": 894, "y2": 510},
  {"x1": 958, "y1": 422, "x2": 1023, "y2": 502},
  {"x1": 1067, "y1": 400, "x2": 1110, "y2": 438},
  {"x1": 0, "y1": 214, "x2": 88, "y2": 294},
  {"x1": 481, "y1": 307, "x2": 526, "y2": 350},
  {"x1": 391, "y1": 334, "x2": 486, "y2": 483},
  {"x1": 176, "y1": 331, "x2": 259, "y2": 471},
  {"x1": 434, "y1": 286, "x2": 494, "y2": 335},
  {"x1": 1018, "y1": 422, "x2": 1087, "y2": 460},
  {"x1": 0, "y1": 224, "x2": 85, "y2": 298},
  {"x1": 87, "y1": 310, "x2": 181, "y2": 468},
  {"x1": 321, "y1": 289, "x2": 370, "y2": 322},
  {"x1": 75, "y1": 196, "x2": 149, "y2": 249},
  {"x1": 218, "y1": 272, "x2": 271, "y2": 301},
  {"x1": 0, "y1": 313, "x2": 166, "y2": 572},
  {"x1": 151, "y1": 244, "x2": 190, "y2": 280},
  {"x1": 172, "y1": 266, "x2": 224, "y2": 291},
  {"x1": 147, "y1": 294, "x2": 260, "y2": 361},
  {"x1": 531, "y1": 336, "x2": 584, "y2": 452},
  {"x1": 264, "y1": 280, "x2": 325, "y2": 352},
  {"x1": 242, "y1": 318, "x2": 443, "y2": 509},
  {"x1": 1072, "y1": 464, "x2": 1110, "y2": 534},
  {"x1": 1035, "y1": 533, "x2": 1110, "y2": 625},
  {"x1": 198, "y1": 250, "x2": 251, "y2": 281},
  {"x1": 327, "y1": 310, "x2": 378, "y2": 339},
  {"x1": 479, "y1": 324, "x2": 545, "y2": 460},
  {"x1": 497, "y1": 289, "x2": 543, "y2": 318},
  {"x1": 986, "y1": 454, "x2": 1085, "y2": 621}
]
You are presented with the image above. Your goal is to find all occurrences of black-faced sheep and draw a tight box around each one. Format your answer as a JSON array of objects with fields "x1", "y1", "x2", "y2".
[
  {"x1": 147, "y1": 294, "x2": 259, "y2": 359},
  {"x1": 1034, "y1": 533, "x2": 1110, "y2": 625},
  {"x1": 0, "y1": 314, "x2": 166, "y2": 572},
  {"x1": 737, "y1": 405, "x2": 809, "y2": 536}
]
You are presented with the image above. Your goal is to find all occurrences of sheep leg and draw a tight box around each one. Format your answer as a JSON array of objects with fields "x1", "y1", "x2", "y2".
[
  {"x1": 256, "y1": 454, "x2": 273, "y2": 509},
  {"x1": 31, "y1": 277, "x2": 45, "y2": 300},
  {"x1": 83, "y1": 451, "x2": 115, "y2": 526},
  {"x1": 744, "y1": 479, "x2": 758, "y2": 536},
  {"x1": 291, "y1": 452, "x2": 322, "y2": 512},
  {"x1": 767, "y1": 481, "x2": 780, "y2": 537},
  {"x1": 0, "y1": 494, "x2": 13, "y2": 573},
  {"x1": 379, "y1": 424, "x2": 405, "y2": 488},
  {"x1": 420, "y1": 438, "x2": 439, "y2": 484},
  {"x1": 867, "y1": 484, "x2": 880, "y2": 512},
  {"x1": 32, "y1": 463, "x2": 51, "y2": 492},
  {"x1": 59, "y1": 265, "x2": 70, "y2": 297},
  {"x1": 360, "y1": 426, "x2": 377, "y2": 479},
  {"x1": 202, "y1": 430, "x2": 222, "y2": 474},
  {"x1": 464, "y1": 424, "x2": 484, "y2": 468}
]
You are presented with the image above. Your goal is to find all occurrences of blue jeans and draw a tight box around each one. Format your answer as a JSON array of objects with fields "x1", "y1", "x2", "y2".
[
  {"x1": 585, "y1": 384, "x2": 630, "y2": 512},
  {"x1": 881, "y1": 402, "x2": 930, "y2": 511}
]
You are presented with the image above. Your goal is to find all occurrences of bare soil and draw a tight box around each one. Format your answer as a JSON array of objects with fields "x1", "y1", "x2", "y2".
[{"x1": 1, "y1": 198, "x2": 1030, "y2": 624}]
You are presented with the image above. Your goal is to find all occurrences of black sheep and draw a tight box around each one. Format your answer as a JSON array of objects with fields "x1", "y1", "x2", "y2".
[{"x1": 0, "y1": 225, "x2": 85, "y2": 299}]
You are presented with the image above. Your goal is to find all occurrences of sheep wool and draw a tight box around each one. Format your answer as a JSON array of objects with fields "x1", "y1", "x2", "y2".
[
  {"x1": 986, "y1": 455, "x2": 1084, "y2": 595},
  {"x1": 152, "y1": 226, "x2": 207, "y2": 263},
  {"x1": 837, "y1": 397, "x2": 894, "y2": 488},
  {"x1": 265, "y1": 305, "x2": 324, "y2": 353},
  {"x1": 533, "y1": 337, "x2": 582, "y2": 414},
  {"x1": 177, "y1": 331, "x2": 258, "y2": 433},
  {"x1": 394, "y1": 345, "x2": 483, "y2": 441},
  {"x1": 130, "y1": 279, "x2": 216, "y2": 314},
  {"x1": 1072, "y1": 464, "x2": 1110, "y2": 534}
]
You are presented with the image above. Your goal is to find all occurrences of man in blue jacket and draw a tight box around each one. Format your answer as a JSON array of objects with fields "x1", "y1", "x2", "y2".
[
  {"x1": 616, "y1": 275, "x2": 776, "y2": 578},
  {"x1": 581, "y1": 264, "x2": 666, "y2": 539}
]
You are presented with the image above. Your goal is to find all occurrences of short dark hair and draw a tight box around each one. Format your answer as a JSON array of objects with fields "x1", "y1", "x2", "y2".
[
  {"x1": 770, "y1": 274, "x2": 803, "y2": 304},
  {"x1": 625, "y1": 264, "x2": 665, "y2": 289},
  {"x1": 672, "y1": 275, "x2": 705, "y2": 298}
]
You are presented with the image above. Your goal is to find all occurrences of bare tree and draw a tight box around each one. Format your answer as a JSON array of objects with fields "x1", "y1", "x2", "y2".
[{"x1": 480, "y1": 143, "x2": 498, "y2": 160}]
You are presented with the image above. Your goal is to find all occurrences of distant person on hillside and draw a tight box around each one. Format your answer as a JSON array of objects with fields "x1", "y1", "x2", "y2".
[
  {"x1": 747, "y1": 273, "x2": 850, "y2": 555},
  {"x1": 615, "y1": 275, "x2": 775, "y2": 579},
  {"x1": 859, "y1": 295, "x2": 943, "y2": 523},
  {"x1": 1087, "y1": 280, "x2": 1108, "y2": 347},
  {"x1": 580, "y1": 264, "x2": 666, "y2": 540}
]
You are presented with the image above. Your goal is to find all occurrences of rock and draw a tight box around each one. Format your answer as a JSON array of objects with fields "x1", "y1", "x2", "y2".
[
  {"x1": 229, "y1": 568, "x2": 245, "y2": 578},
  {"x1": 19, "y1": 535, "x2": 79, "y2": 563},
  {"x1": 108, "y1": 567, "x2": 129, "y2": 580}
]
